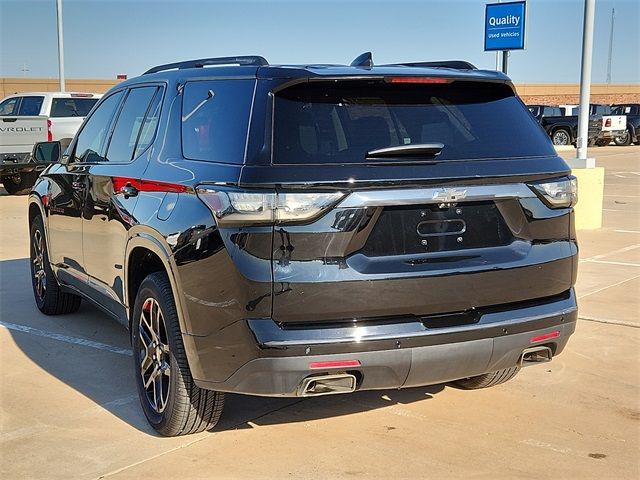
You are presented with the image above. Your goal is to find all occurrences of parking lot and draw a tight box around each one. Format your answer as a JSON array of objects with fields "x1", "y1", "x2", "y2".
[{"x1": 0, "y1": 146, "x2": 638, "y2": 479}]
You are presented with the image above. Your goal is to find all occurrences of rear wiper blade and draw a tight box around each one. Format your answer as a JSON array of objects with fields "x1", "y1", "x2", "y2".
[{"x1": 366, "y1": 143, "x2": 444, "y2": 159}]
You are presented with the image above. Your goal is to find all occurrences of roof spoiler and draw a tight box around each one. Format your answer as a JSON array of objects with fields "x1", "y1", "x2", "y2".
[{"x1": 143, "y1": 55, "x2": 269, "y2": 75}]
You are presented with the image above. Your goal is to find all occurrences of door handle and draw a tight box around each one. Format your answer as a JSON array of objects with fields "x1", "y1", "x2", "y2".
[{"x1": 119, "y1": 184, "x2": 139, "y2": 198}]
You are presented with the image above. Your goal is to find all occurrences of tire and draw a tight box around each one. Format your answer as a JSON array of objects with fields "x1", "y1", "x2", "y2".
[
  {"x1": 452, "y1": 366, "x2": 520, "y2": 390},
  {"x1": 30, "y1": 215, "x2": 82, "y2": 315},
  {"x1": 551, "y1": 128, "x2": 572, "y2": 146},
  {"x1": 614, "y1": 130, "x2": 631, "y2": 146},
  {"x1": 1, "y1": 171, "x2": 38, "y2": 195},
  {"x1": 132, "y1": 272, "x2": 224, "y2": 436},
  {"x1": 595, "y1": 139, "x2": 610, "y2": 147}
]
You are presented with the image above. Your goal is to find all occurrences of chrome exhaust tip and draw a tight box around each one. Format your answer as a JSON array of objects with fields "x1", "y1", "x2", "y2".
[
  {"x1": 519, "y1": 346, "x2": 553, "y2": 367},
  {"x1": 298, "y1": 374, "x2": 357, "y2": 397}
]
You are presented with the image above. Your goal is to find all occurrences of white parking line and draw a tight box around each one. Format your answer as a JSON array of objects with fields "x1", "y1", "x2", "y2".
[
  {"x1": 577, "y1": 274, "x2": 640, "y2": 299},
  {"x1": 583, "y1": 244, "x2": 640, "y2": 261},
  {"x1": 0, "y1": 321, "x2": 131, "y2": 355},
  {"x1": 581, "y1": 259, "x2": 640, "y2": 267},
  {"x1": 615, "y1": 230, "x2": 640, "y2": 234}
]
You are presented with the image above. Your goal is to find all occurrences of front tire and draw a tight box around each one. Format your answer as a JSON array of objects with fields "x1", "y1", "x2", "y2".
[
  {"x1": 2, "y1": 171, "x2": 38, "y2": 195},
  {"x1": 551, "y1": 128, "x2": 572, "y2": 146},
  {"x1": 132, "y1": 272, "x2": 225, "y2": 436},
  {"x1": 452, "y1": 366, "x2": 520, "y2": 389},
  {"x1": 30, "y1": 215, "x2": 81, "y2": 315}
]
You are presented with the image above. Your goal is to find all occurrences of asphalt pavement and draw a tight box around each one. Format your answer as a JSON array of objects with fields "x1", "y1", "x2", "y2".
[{"x1": 0, "y1": 145, "x2": 638, "y2": 479}]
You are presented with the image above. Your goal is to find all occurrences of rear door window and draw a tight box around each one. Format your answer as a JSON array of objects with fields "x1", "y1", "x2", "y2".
[
  {"x1": 50, "y1": 98, "x2": 99, "y2": 117},
  {"x1": 181, "y1": 79, "x2": 255, "y2": 164},
  {"x1": 273, "y1": 80, "x2": 554, "y2": 165},
  {"x1": 105, "y1": 87, "x2": 159, "y2": 162},
  {"x1": 17, "y1": 96, "x2": 44, "y2": 115}
]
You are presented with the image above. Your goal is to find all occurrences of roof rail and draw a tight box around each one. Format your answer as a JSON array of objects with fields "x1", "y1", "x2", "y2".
[
  {"x1": 391, "y1": 61, "x2": 478, "y2": 70},
  {"x1": 143, "y1": 56, "x2": 269, "y2": 75}
]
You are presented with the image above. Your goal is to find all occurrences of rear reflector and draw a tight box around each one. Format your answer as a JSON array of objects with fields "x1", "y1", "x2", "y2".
[
  {"x1": 530, "y1": 331, "x2": 560, "y2": 343},
  {"x1": 386, "y1": 77, "x2": 452, "y2": 84},
  {"x1": 309, "y1": 360, "x2": 361, "y2": 370}
]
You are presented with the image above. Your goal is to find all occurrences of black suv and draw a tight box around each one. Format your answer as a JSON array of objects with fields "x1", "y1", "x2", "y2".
[{"x1": 28, "y1": 54, "x2": 578, "y2": 436}]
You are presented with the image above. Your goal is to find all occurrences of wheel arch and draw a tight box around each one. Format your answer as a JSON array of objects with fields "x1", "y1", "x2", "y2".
[{"x1": 124, "y1": 228, "x2": 192, "y2": 336}]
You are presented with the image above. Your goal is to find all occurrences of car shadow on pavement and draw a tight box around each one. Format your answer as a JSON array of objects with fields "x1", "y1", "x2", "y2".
[{"x1": 1, "y1": 257, "x2": 446, "y2": 437}]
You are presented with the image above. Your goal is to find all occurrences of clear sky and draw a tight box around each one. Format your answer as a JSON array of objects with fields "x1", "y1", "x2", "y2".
[{"x1": 1, "y1": 0, "x2": 638, "y2": 83}]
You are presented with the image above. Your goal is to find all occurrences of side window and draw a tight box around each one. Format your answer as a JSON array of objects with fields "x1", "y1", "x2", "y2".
[
  {"x1": 0, "y1": 97, "x2": 20, "y2": 115},
  {"x1": 74, "y1": 91, "x2": 124, "y2": 163},
  {"x1": 134, "y1": 89, "x2": 162, "y2": 158},
  {"x1": 50, "y1": 98, "x2": 98, "y2": 117},
  {"x1": 17, "y1": 96, "x2": 44, "y2": 115},
  {"x1": 105, "y1": 87, "x2": 158, "y2": 163},
  {"x1": 181, "y1": 79, "x2": 255, "y2": 163}
]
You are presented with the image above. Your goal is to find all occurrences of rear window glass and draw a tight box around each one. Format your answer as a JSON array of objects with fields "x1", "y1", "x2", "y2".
[
  {"x1": 182, "y1": 79, "x2": 255, "y2": 164},
  {"x1": 273, "y1": 81, "x2": 555, "y2": 164},
  {"x1": 18, "y1": 96, "x2": 44, "y2": 115},
  {"x1": 50, "y1": 98, "x2": 99, "y2": 117}
]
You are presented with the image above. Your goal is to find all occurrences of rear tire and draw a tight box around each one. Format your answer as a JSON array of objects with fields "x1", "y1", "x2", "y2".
[
  {"x1": 2, "y1": 171, "x2": 38, "y2": 195},
  {"x1": 595, "y1": 139, "x2": 610, "y2": 146},
  {"x1": 551, "y1": 128, "x2": 572, "y2": 146},
  {"x1": 452, "y1": 367, "x2": 520, "y2": 389},
  {"x1": 30, "y1": 215, "x2": 82, "y2": 315},
  {"x1": 132, "y1": 272, "x2": 225, "y2": 436},
  {"x1": 614, "y1": 130, "x2": 631, "y2": 146}
]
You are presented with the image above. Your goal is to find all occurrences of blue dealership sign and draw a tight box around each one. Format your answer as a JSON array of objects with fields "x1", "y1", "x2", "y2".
[{"x1": 485, "y1": 1, "x2": 526, "y2": 51}]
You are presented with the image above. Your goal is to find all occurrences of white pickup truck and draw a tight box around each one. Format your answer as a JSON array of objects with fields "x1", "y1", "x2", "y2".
[
  {"x1": 0, "y1": 92, "x2": 102, "y2": 194},
  {"x1": 596, "y1": 114, "x2": 627, "y2": 146}
]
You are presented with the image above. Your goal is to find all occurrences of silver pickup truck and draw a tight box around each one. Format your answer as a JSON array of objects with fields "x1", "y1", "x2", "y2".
[{"x1": 0, "y1": 116, "x2": 50, "y2": 194}]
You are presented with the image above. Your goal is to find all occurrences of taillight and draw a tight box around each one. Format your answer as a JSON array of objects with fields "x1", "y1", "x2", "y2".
[
  {"x1": 47, "y1": 119, "x2": 53, "y2": 141},
  {"x1": 196, "y1": 188, "x2": 344, "y2": 226},
  {"x1": 605, "y1": 118, "x2": 612, "y2": 127},
  {"x1": 528, "y1": 176, "x2": 578, "y2": 208}
]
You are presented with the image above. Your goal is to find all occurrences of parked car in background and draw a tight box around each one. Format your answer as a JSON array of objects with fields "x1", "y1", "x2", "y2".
[
  {"x1": 596, "y1": 113, "x2": 627, "y2": 146},
  {"x1": 527, "y1": 104, "x2": 600, "y2": 146},
  {"x1": 559, "y1": 104, "x2": 577, "y2": 116},
  {"x1": 610, "y1": 104, "x2": 640, "y2": 146},
  {"x1": 0, "y1": 92, "x2": 101, "y2": 194},
  {"x1": 29, "y1": 54, "x2": 578, "y2": 436}
]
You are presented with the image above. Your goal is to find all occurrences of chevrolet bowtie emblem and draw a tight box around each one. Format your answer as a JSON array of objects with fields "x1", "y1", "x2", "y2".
[{"x1": 432, "y1": 188, "x2": 467, "y2": 203}]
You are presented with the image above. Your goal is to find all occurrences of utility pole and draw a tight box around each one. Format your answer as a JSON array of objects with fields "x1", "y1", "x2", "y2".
[
  {"x1": 21, "y1": 63, "x2": 29, "y2": 76},
  {"x1": 56, "y1": 0, "x2": 65, "y2": 92},
  {"x1": 606, "y1": 8, "x2": 615, "y2": 84},
  {"x1": 576, "y1": 0, "x2": 595, "y2": 162}
]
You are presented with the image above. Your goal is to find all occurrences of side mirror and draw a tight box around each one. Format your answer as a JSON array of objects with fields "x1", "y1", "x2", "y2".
[{"x1": 32, "y1": 141, "x2": 62, "y2": 163}]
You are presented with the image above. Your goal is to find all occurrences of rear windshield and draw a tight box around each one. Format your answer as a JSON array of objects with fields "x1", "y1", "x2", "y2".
[
  {"x1": 50, "y1": 98, "x2": 99, "y2": 117},
  {"x1": 273, "y1": 80, "x2": 554, "y2": 164}
]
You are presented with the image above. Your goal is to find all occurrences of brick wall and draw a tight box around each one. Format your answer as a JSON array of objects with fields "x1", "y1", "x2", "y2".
[{"x1": 1, "y1": 77, "x2": 639, "y2": 107}]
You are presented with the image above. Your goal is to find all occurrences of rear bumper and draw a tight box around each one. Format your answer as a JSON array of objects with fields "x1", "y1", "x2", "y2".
[
  {"x1": 190, "y1": 289, "x2": 578, "y2": 396},
  {"x1": 0, "y1": 154, "x2": 50, "y2": 172},
  {"x1": 599, "y1": 130, "x2": 625, "y2": 139}
]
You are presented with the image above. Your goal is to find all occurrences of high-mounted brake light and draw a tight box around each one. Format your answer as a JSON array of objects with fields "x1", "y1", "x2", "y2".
[
  {"x1": 309, "y1": 360, "x2": 361, "y2": 370},
  {"x1": 70, "y1": 93, "x2": 94, "y2": 98},
  {"x1": 385, "y1": 77, "x2": 452, "y2": 84},
  {"x1": 197, "y1": 189, "x2": 344, "y2": 226},
  {"x1": 47, "y1": 119, "x2": 53, "y2": 141}
]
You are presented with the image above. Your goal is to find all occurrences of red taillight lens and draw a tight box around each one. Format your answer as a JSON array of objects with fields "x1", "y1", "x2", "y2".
[
  {"x1": 605, "y1": 118, "x2": 612, "y2": 127},
  {"x1": 309, "y1": 360, "x2": 361, "y2": 370},
  {"x1": 112, "y1": 177, "x2": 188, "y2": 194},
  {"x1": 385, "y1": 77, "x2": 452, "y2": 84},
  {"x1": 530, "y1": 331, "x2": 560, "y2": 343},
  {"x1": 47, "y1": 119, "x2": 53, "y2": 141}
]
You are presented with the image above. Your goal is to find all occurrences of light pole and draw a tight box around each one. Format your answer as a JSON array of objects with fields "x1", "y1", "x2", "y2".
[
  {"x1": 576, "y1": 0, "x2": 595, "y2": 163},
  {"x1": 56, "y1": 0, "x2": 65, "y2": 92}
]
